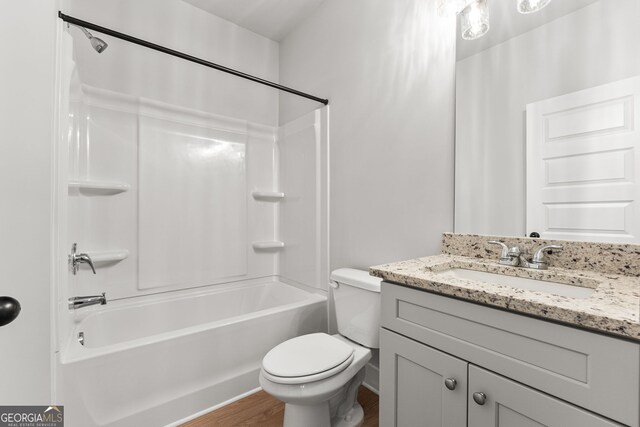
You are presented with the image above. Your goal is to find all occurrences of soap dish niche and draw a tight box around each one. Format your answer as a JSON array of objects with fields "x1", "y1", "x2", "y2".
[
  {"x1": 252, "y1": 191, "x2": 285, "y2": 202},
  {"x1": 68, "y1": 180, "x2": 130, "y2": 196},
  {"x1": 252, "y1": 241, "x2": 285, "y2": 251},
  {"x1": 86, "y1": 250, "x2": 130, "y2": 264}
]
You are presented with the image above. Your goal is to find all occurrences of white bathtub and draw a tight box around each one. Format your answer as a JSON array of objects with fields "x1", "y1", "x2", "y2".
[{"x1": 58, "y1": 280, "x2": 327, "y2": 427}]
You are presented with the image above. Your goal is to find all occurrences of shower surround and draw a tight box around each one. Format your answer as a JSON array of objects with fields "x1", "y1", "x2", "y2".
[{"x1": 54, "y1": 23, "x2": 329, "y2": 425}]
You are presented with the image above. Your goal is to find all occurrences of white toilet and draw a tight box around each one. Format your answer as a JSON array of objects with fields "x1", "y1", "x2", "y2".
[{"x1": 259, "y1": 268, "x2": 382, "y2": 427}]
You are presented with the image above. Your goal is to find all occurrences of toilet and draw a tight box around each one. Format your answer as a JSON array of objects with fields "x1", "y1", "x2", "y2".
[{"x1": 259, "y1": 268, "x2": 381, "y2": 427}]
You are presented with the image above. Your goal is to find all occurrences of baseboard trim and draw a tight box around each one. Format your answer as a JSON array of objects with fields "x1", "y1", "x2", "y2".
[{"x1": 165, "y1": 387, "x2": 262, "y2": 427}]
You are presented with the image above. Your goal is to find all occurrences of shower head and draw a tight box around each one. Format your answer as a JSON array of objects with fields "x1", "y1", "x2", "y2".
[
  {"x1": 89, "y1": 36, "x2": 108, "y2": 54},
  {"x1": 70, "y1": 24, "x2": 108, "y2": 53}
]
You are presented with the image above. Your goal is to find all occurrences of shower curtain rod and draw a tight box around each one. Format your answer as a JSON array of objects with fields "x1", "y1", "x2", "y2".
[{"x1": 58, "y1": 12, "x2": 329, "y2": 106}]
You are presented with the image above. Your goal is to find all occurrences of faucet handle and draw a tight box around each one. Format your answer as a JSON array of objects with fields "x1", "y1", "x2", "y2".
[
  {"x1": 507, "y1": 246, "x2": 521, "y2": 258},
  {"x1": 487, "y1": 241, "x2": 509, "y2": 258},
  {"x1": 532, "y1": 245, "x2": 563, "y2": 264},
  {"x1": 70, "y1": 243, "x2": 97, "y2": 275},
  {"x1": 78, "y1": 254, "x2": 97, "y2": 274},
  {"x1": 488, "y1": 241, "x2": 522, "y2": 266}
]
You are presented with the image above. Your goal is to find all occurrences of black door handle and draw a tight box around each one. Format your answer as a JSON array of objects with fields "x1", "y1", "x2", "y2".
[{"x1": 0, "y1": 296, "x2": 21, "y2": 327}]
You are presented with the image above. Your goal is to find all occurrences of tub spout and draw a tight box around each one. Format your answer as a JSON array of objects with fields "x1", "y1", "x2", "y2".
[{"x1": 69, "y1": 293, "x2": 106, "y2": 310}]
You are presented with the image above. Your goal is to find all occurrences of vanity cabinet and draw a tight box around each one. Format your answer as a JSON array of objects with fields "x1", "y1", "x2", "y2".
[
  {"x1": 381, "y1": 329, "x2": 621, "y2": 427},
  {"x1": 380, "y1": 282, "x2": 640, "y2": 427}
]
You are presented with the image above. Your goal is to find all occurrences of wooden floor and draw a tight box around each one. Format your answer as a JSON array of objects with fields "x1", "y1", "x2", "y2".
[{"x1": 181, "y1": 386, "x2": 379, "y2": 427}]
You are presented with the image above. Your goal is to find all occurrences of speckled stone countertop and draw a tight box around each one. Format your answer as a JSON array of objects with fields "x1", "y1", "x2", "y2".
[
  {"x1": 442, "y1": 233, "x2": 640, "y2": 277},
  {"x1": 370, "y1": 236, "x2": 640, "y2": 342}
]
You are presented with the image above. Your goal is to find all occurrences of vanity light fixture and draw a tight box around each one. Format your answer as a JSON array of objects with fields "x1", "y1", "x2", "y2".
[
  {"x1": 437, "y1": 0, "x2": 471, "y2": 17},
  {"x1": 461, "y1": 0, "x2": 490, "y2": 40},
  {"x1": 517, "y1": 0, "x2": 552, "y2": 14}
]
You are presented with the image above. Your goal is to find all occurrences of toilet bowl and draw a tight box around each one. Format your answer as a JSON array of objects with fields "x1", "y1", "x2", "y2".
[{"x1": 259, "y1": 269, "x2": 381, "y2": 427}]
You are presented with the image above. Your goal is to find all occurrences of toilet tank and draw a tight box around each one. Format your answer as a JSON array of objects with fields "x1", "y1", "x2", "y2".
[{"x1": 330, "y1": 268, "x2": 382, "y2": 348}]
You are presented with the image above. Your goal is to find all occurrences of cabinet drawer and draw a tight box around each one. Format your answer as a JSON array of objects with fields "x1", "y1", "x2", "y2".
[{"x1": 381, "y1": 282, "x2": 640, "y2": 427}]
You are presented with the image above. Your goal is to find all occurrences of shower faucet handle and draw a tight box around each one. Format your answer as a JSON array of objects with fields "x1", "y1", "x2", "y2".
[{"x1": 70, "y1": 243, "x2": 97, "y2": 275}]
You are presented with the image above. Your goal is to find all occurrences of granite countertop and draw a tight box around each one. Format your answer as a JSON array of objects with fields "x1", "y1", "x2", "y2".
[{"x1": 370, "y1": 254, "x2": 640, "y2": 341}]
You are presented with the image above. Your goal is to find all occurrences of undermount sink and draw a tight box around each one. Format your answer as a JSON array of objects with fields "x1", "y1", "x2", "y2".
[{"x1": 437, "y1": 268, "x2": 596, "y2": 299}]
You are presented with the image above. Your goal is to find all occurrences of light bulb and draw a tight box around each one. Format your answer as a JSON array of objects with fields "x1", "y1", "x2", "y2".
[
  {"x1": 438, "y1": 0, "x2": 469, "y2": 17},
  {"x1": 517, "y1": 0, "x2": 552, "y2": 14},
  {"x1": 461, "y1": 0, "x2": 490, "y2": 40}
]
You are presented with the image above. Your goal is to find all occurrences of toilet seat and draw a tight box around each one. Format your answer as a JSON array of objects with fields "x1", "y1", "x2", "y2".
[{"x1": 262, "y1": 333, "x2": 355, "y2": 385}]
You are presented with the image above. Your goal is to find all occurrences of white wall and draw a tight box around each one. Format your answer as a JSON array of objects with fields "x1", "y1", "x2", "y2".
[
  {"x1": 67, "y1": 0, "x2": 280, "y2": 125},
  {"x1": 455, "y1": 0, "x2": 640, "y2": 236},
  {"x1": 0, "y1": 0, "x2": 58, "y2": 404},
  {"x1": 279, "y1": 0, "x2": 457, "y2": 271}
]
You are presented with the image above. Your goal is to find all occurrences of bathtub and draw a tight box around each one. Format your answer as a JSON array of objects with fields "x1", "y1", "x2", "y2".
[{"x1": 58, "y1": 279, "x2": 327, "y2": 427}]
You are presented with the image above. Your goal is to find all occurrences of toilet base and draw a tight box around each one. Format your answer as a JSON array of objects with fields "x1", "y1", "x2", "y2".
[
  {"x1": 284, "y1": 401, "x2": 331, "y2": 427},
  {"x1": 280, "y1": 368, "x2": 366, "y2": 427},
  {"x1": 282, "y1": 397, "x2": 365, "y2": 427},
  {"x1": 330, "y1": 367, "x2": 366, "y2": 426},
  {"x1": 333, "y1": 402, "x2": 364, "y2": 427}
]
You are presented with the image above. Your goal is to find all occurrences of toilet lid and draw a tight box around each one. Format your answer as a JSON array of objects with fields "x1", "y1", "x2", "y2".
[{"x1": 262, "y1": 333, "x2": 354, "y2": 380}]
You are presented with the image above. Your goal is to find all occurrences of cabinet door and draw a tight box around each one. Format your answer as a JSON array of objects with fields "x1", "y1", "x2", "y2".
[
  {"x1": 468, "y1": 365, "x2": 623, "y2": 427},
  {"x1": 380, "y1": 328, "x2": 468, "y2": 427}
]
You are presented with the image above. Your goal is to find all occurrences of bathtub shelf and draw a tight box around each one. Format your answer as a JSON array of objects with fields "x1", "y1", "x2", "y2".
[
  {"x1": 86, "y1": 250, "x2": 130, "y2": 264},
  {"x1": 68, "y1": 180, "x2": 130, "y2": 196},
  {"x1": 252, "y1": 241, "x2": 285, "y2": 250},
  {"x1": 251, "y1": 191, "x2": 285, "y2": 201}
]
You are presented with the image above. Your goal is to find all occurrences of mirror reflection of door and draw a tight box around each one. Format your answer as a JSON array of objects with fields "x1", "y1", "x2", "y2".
[
  {"x1": 526, "y1": 77, "x2": 640, "y2": 243},
  {"x1": 454, "y1": 0, "x2": 640, "y2": 242}
]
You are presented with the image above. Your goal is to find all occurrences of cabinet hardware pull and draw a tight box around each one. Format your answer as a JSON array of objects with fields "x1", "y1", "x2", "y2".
[
  {"x1": 473, "y1": 392, "x2": 487, "y2": 405},
  {"x1": 444, "y1": 378, "x2": 457, "y2": 390}
]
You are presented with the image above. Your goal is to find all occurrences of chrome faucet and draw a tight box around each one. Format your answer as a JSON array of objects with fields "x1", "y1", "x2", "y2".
[
  {"x1": 487, "y1": 241, "x2": 562, "y2": 270},
  {"x1": 487, "y1": 241, "x2": 521, "y2": 266},
  {"x1": 70, "y1": 243, "x2": 96, "y2": 275},
  {"x1": 68, "y1": 293, "x2": 106, "y2": 310},
  {"x1": 518, "y1": 245, "x2": 563, "y2": 270}
]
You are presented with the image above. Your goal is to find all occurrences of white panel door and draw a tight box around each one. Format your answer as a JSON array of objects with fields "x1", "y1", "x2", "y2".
[{"x1": 526, "y1": 76, "x2": 640, "y2": 243}]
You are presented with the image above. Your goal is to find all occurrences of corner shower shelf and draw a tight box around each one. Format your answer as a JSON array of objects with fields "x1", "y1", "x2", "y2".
[
  {"x1": 252, "y1": 241, "x2": 285, "y2": 250},
  {"x1": 68, "y1": 180, "x2": 130, "y2": 196},
  {"x1": 86, "y1": 250, "x2": 130, "y2": 264},
  {"x1": 251, "y1": 191, "x2": 285, "y2": 201}
]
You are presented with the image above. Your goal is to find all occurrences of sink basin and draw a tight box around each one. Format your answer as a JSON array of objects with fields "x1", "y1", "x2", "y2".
[{"x1": 437, "y1": 268, "x2": 596, "y2": 299}]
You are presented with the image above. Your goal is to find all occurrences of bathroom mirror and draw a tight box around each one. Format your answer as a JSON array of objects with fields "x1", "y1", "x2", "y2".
[{"x1": 454, "y1": 0, "x2": 640, "y2": 243}]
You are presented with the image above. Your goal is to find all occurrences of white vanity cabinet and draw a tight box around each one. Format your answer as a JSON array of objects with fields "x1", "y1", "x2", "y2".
[{"x1": 380, "y1": 282, "x2": 640, "y2": 427}]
